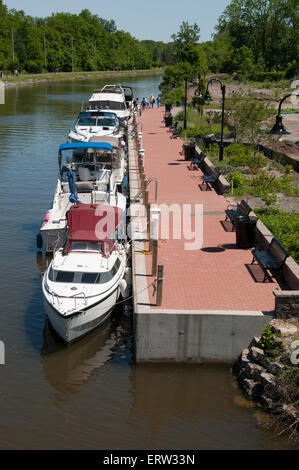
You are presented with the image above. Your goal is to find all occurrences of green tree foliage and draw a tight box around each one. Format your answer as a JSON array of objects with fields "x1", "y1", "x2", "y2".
[
  {"x1": 231, "y1": 96, "x2": 271, "y2": 158},
  {"x1": 0, "y1": 1, "x2": 170, "y2": 73},
  {"x1": 211, "y1": 0, "x2": 299, "y2": 76},
  {"x1": 160, "y1": 21, "x2": 208, "y2": 104}
]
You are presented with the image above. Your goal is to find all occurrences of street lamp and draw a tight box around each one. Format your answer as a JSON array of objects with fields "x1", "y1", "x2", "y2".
[
  {"x1": 204, "y1": 78, "x2": 226, "y2": 161},
  {"x1": 268, "y1": 93, "x2": 299, "y2": 134},
  {"x1": 184, "y1": 77, "x2": 188, "y2": 130}
]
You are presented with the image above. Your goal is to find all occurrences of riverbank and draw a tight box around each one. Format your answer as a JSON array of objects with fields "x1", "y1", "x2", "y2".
[{"x1": 2, "y1": 68, "x2": 164, "y2": 88}]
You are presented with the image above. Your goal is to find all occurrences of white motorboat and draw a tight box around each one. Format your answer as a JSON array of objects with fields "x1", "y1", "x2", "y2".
[
  {"x1": 68, "y1": 110, "x2": 126, "y2": 143},
  {"x1": 42, "y1": 203, "x2": 129, "y2": 343},
  {"x1": 87, "y1": 84, "x2": 131, "y2": 121},
  {"x1": 39, "y1": 142, "x2": 127, "y2": 253}
]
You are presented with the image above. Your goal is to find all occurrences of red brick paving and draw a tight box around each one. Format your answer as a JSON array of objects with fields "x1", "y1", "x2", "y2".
[{"x1": 136, "y1": 107, "x2": 278, "y2": 312}]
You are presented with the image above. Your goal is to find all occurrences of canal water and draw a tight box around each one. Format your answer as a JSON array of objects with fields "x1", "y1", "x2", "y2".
[{"x1": 0, "y1": 75, "x2": 297, "y2": 450}]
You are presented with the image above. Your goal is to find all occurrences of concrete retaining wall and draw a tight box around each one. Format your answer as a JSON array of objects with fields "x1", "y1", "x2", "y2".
[{"x1": 135, "y1": 310, "x2": 273, "y2": 363}]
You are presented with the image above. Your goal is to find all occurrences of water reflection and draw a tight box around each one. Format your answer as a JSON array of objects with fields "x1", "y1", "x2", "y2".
[
  {"x1": 41, "y1": 304, "x2": 133, "y2": 397},
  {"x1": 41, "y1": 318, "x2": 114, "y2": 396}
]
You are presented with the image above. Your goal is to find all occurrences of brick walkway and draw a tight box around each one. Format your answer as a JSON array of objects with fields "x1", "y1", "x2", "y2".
[{"x1": 136, "y1": 107, "x2": 279, "y2": 312}]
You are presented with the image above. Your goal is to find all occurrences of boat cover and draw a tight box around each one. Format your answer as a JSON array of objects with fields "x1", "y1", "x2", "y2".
[
  {"x1": 59, "y1": 142, "x2": 113, "y2": 152},
  {"x1": 65, "y1": 204, "x2": 124, "y2": 255}
]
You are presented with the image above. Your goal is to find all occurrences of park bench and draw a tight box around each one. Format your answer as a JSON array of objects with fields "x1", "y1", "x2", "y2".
[
  {"x1": 251, "y1": 237, "x2": 289, "y2": 282},
  {"x1": 225, "y1": 200, "x2": 252, "y2": 228},
  {"x1": 171, "y1": 126, "x2": 182, "y2": 139},
  {"x1": 168, "y1": 120, "x2": 178, "y2": 132},
  {"x1": 202, "y1": 168, "x2": 220, "y2": 190},
  {"x1": 188, "y1": 152, "x2": 205, "y2": 171}
]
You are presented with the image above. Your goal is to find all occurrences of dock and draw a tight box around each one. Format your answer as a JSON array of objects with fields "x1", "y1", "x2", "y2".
[{"x1": 129, "y1": 107, "x2": 279, "y2": 363}]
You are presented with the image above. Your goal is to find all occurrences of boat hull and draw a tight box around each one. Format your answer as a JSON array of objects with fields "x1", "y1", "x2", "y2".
[{"x1": 43, "y1": 286, "x2": 121, "y2": 343}]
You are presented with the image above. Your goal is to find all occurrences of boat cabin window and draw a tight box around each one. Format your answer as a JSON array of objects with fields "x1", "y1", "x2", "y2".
[
  {"x1": 89, "y1": 100, "x2": 126, "y2": 111},
  {"x1": 48, "y1": 257, "x2": 121, "y2": 284}
]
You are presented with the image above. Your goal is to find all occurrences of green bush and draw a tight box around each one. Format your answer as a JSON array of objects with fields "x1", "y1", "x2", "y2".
[
  {"x1": 248, "y1": 71, "x2": 285, "y2": 81},
  {"x1": 226, "y1": 171, "x2": 244, "y2": 188},
  {"x1": 260, "y1": 323, "x2": 282, "y2": 351}
]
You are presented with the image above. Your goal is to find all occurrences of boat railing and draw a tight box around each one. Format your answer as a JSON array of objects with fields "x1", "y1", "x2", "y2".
[
  {"x1": 71, "y1": 291, "x2": 87, "y2": 309},
  {"x1": 51, "y1": 292, "x2": 60, "y2": 308}
]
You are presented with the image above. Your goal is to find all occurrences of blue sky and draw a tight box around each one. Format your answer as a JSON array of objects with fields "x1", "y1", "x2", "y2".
[{"x1": 4, "y1": 0, "x2": 232, "y2": 42}]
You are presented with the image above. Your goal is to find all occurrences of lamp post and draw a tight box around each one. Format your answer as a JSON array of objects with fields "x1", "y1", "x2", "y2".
[
  {"x1": 184, "y1": 77, "x2": 188, "y2": 130},
  {"x1": 268, "y1": 93, "x2": 299, "y2": 134},
  {"x1": 204, "y1": 78, "x2": 226, "y2": 161}
]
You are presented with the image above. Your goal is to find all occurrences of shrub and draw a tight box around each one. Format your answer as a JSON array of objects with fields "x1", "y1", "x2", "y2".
[
  {"x1": 248, "y1": 71, "x2": 285, "y2": 81},
  {"x1": 226, "y1": 171, "x2": 244, "y2": 188},
  {"x1": 260, "y1": 324, "x2": 282, "y2": 351}
]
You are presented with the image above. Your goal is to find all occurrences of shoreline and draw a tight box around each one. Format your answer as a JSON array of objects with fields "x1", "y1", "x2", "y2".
[{"x1": 2, "y1": 68, "x2": 164, "y2": 88}]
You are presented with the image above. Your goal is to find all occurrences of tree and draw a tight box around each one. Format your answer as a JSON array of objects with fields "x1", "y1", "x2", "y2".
[
  {"x1": 214, "y1": 0, "x2": 299, "y2": 73},
  {"x1": 171, "y1": 21, "x2": 200, "y2": 47},
  {"x1": 231, "y1": 96, "x2": 271, "y2": 160}
]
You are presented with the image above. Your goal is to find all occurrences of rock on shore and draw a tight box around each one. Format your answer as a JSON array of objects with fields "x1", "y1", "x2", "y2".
[{"x1": 234, "y1": 318, "x2": 299, "y2": 431}]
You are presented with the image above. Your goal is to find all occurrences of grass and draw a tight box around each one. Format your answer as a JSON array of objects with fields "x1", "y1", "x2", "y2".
[
  {"x1": 222, "y1": 77, "x2": 291, "y2": 91},
  {"x1": 2, "y1": 68, "x2": 164, "y2": 84}
]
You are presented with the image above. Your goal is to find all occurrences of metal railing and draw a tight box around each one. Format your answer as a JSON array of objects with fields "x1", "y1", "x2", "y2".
[{"x1": 131, "y1": 176, "x2": 158, "y2": 204}]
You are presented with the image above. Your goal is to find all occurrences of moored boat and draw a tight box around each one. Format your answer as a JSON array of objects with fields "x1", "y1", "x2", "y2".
[
  {"x1": 87, "y1": 84, "x2": 131, "y2": 121},
  {"x1": 68, "y1": 110, "x2": 126, "y2": 143},
  {"x1": 42, "y1": 203, "x2": 128, "y2": 343},
  {"x1": 39, "y1": 142, "x2": 127, "y2": 253}
]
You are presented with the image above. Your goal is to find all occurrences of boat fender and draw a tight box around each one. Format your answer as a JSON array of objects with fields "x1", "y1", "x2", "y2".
[
  {"x1": 36, "y1": 233, "x2": 43, "y2": 250},
  {"x1": 124, "y1": 267, "x2": 132, "y2": 284},
  {"x1": 125, "y1": 242, "x2": 131, "y2": 254},
  {"x1": 41, "y1": 211, "x2": 50, "y2": 228},
  {"x1": 119, "y1": 279, "x2": 129, "y2": 299}
]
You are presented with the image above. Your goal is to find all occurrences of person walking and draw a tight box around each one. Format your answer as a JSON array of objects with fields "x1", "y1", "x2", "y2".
[
  {"x1": 141, "y1": 97, "x2": 146, "y2": 111},
  {"x1": 149, "y1": 94, "x2": 155, "y2": 108},
  {"x1": 156, "y1": 95, "x2": 161, "y2": 108}
]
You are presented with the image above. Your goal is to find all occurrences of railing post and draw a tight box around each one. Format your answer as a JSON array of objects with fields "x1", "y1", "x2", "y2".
[
  {"x1": 156, "y1": 263, "x2": 164, "y2": 306},
  {"x1": 150, "y1": 205, "x2": 160, "y2": 276}
]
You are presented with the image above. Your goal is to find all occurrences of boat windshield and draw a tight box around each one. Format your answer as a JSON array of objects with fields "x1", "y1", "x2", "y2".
[
  {"x1": 96, "y1": 116, "x2": 117, "y2": 127},
  {"x1": 77, "y1": 117, "x2": 97, "y2": 126},
  {"x1": 48, "y1": 258, "x2": 121, "y2": 284},
  {"x1": 59, "y1": 148, "x2": 113, "y2": 173}
]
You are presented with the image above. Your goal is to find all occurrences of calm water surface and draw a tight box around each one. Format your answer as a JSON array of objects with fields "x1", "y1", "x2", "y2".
[{"x1": 0, "y1": 75, "x2": 297, "y2": 450}]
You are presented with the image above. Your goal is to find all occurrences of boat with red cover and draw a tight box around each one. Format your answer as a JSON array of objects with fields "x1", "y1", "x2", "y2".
[{"x1": 42, "y1": 203, "x2": 128, "y2": 343}]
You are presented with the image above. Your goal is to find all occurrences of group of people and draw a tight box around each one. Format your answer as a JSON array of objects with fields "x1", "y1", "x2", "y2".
[{"x1": 133, "y1": 95, "x2": 162, "y2": 112}]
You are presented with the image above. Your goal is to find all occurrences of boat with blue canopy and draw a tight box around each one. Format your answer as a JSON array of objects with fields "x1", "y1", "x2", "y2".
[{"x1": 39, "y1": 142, "x2": 127, "y2": 253}]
